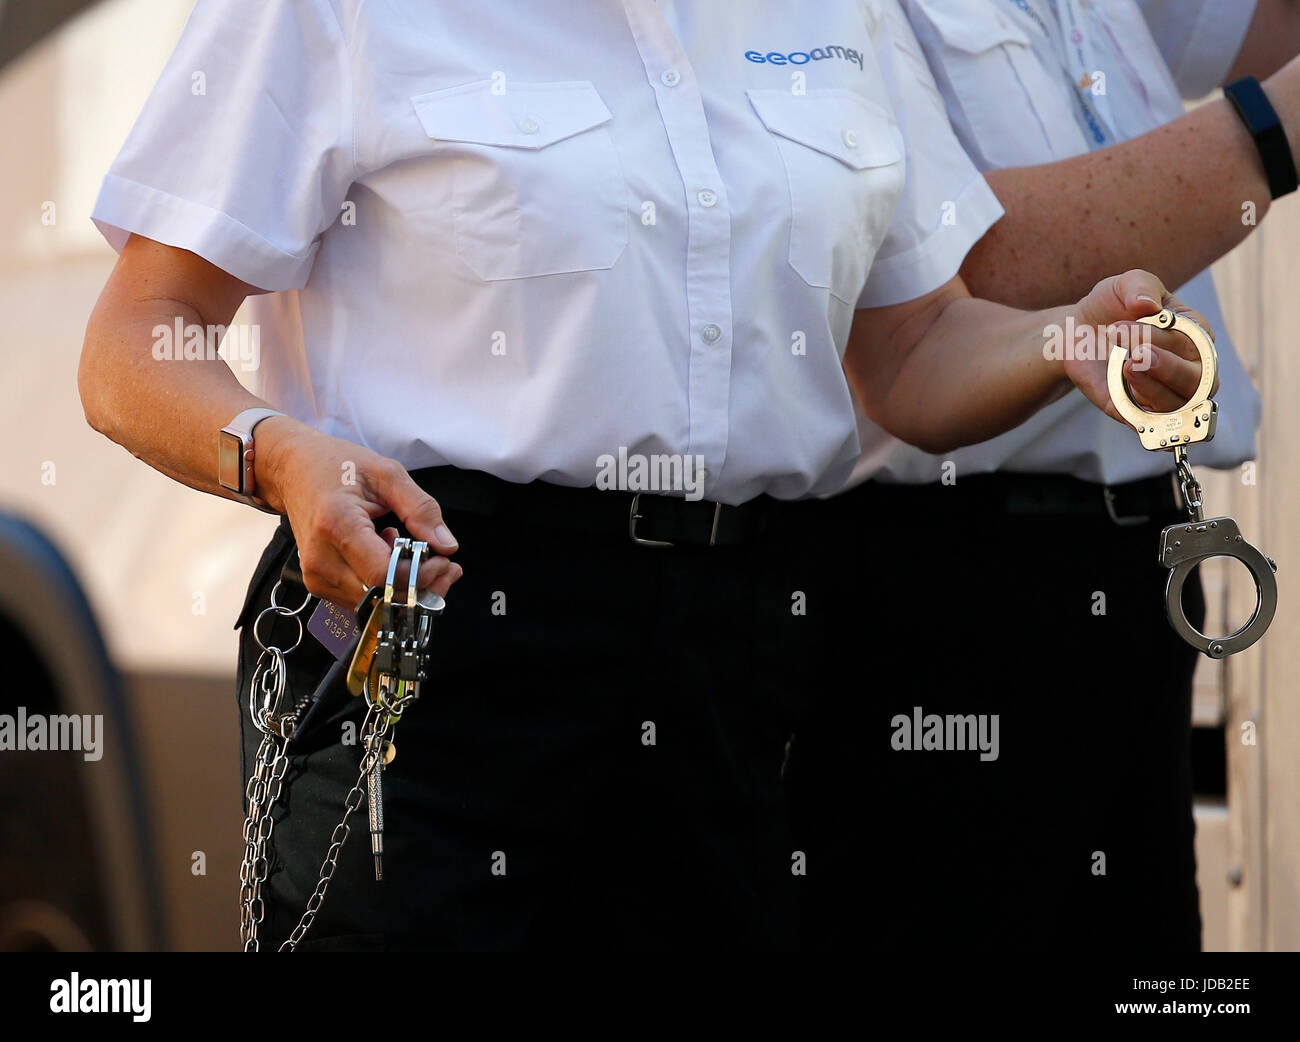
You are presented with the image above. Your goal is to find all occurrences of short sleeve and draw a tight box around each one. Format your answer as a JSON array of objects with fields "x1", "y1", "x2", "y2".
[
  {"x1": 1134, "y1": 0, "x2": 1258, "y2": 98},
  {"x1": 855, "y1": 0, "x2": 1004, "y2": 309},
  {"x1": 91, "y1": 0, "x2": 354, "y2": 291}
]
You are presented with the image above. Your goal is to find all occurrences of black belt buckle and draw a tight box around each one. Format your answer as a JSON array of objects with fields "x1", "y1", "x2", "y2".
[{"x1": 628, "y1": 493, "x2": 724, "y2": 548}]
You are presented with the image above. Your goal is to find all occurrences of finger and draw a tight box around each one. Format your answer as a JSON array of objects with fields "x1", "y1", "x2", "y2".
[
  {"x1": 1125, "y1": 337, "x2": 1203, "y2": 398},
  {"x1": 1137, "y1": 344, "x2": 1203, "y2": 398},
  {"x1": 1061, "y1": 350, "x2": 1125, "y2": 425},
  {"x1": 1163, "y1": 299, "x2": 1215, "y2": 346},
  {"x1": 427, "y1": 561, "x2": 464, "y2": 599},
  {"x1": 1125, "y1": 349, "x2": 1202, "y2": 412},
  {"x1": 1127, "y1": 378, "x2": 1182, "y2": 414},
  {"x1": 298, "y1": 536, "x2": 376, "y2": 607},
  {"x1": 415, "y1": 554, "x2": 459, "y2": 593},
  {"x1": 1145, "y1": 323, "x2": 1200, "y2": 363},
  {"x1": 1114, "y1": 268, "x2": 1169, "y2": 320},
  {"x1": 363, "y1": 553, "x2": 463, "y2": 601},
  {"x1": 1124, "y1": 303, "x2": 1220, "y2": 396},
  {"x1": 366, "y1": 460, "x2": 458, "y2": 554},
  {"x1": 333, "y1": 510, "x2": 408, "y2": 593}
]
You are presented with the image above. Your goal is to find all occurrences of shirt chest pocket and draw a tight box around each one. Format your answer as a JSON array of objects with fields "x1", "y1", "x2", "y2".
[
  {"x1": 747, "y1": 88, "x2": 905, "y2": 307},
  {"x1": 911, "y1": 0, "x2": 1087, "y2": 166},
  {"x1": 411, "y1": 80, "x2": 629, "y2": 281}
]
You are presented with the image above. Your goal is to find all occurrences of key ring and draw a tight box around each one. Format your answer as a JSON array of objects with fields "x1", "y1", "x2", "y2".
[{"x1": 1107, "y1": 308, "x2": 1279, "y2": 657}]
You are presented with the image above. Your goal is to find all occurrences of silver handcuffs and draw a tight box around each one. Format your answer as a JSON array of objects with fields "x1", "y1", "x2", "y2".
[{"x1": 1107, "y1": 309, "x2": 1277, "y2": 657}]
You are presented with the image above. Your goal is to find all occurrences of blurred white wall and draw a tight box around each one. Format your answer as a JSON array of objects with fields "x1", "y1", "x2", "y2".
[{"x1": 0, "y1": 0, "x2": 278, "y2": 674}]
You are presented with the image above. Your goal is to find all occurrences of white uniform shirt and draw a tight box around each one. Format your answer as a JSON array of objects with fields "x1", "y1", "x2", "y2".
[
  {"x1": 91, "y1": 0, "x2": 1002, "y2": 505},
  {"x1": 1137, "y1": 0, "x2": 1259, "y2": 99},
  {"x1": 850, "y1": 0, "x2": 1261, "y2": 486}
]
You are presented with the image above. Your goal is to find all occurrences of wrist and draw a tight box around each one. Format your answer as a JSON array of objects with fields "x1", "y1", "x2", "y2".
[
  {"x1": 1235, "y1": 70, "x2": 1300, "y2": 200},
  {"x1": 1043, "y1": 303, "x2": 1079, "y2": 384},
  {"x1": 251, "y1": 415, "x2": 314, "y2": 515},
  {"x1": 1263, "y1": 59, "x2": 1300, "y2": 161}
]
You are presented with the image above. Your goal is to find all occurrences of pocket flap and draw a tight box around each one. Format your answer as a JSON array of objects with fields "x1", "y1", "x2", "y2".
[
  {"x1": 411, "y1": 79, "x2": 613, "y2": 150},
  {"x1": 747, "y1": 89, "x2": 903, "y2": 170},
  {"x1": 912, "y1": 0, "x2": 1032, "y2": 53}
]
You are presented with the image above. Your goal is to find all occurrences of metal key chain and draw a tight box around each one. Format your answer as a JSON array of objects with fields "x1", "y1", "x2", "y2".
[
  {"x1": 240, "y1": 536, "x2": 444, "y2": 951},
  {"x1": 1107, "y1": 308, "x2": 1278, "y2": 657}
]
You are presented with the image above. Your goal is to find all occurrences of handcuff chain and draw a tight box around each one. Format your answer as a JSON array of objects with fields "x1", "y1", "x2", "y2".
[{"x1": 1173, "y1": 445, "x2": 1205, "y2": 523}]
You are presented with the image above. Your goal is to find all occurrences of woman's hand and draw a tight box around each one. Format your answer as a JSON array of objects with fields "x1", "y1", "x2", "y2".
[
  {"x1": 846, "y1": 266, "x2": 1218, "y2": 455},
  {"x1": 255, "y1": 419, "x2": 463, "y2": 607},
  {"x1": 1065, "y1": 269, "x2": 1217, "y2": 422}
]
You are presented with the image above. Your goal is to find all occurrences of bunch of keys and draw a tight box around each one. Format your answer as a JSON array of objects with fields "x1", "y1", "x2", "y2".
[
  {"x1": 1107, "y1": 309, "x2": 1278, "y2": 657},
  {"x1": 296, "y1": 537, "x2": 444, "y2": 880},
  {"x1": 242, "y1": 535, "x2": 444, "y2": 950},
  {"x1": 351, "y1": 537, "x2": 444, "y2": 879}
]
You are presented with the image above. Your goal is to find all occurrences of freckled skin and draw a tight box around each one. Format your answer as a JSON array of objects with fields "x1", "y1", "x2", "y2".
[{"x1": 958, "y1": 65, "x2": 1300, "y2": 312}]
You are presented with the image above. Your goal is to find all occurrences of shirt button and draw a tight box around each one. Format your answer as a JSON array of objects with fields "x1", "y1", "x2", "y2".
[
  {"x1": 697, "y1": 189, "x2": 718, "y2": 208},
  {"x1": 701, "y1": 323, "x2": 722, "y2": 345},
  {"x1": 518, "y1": 117, "x2": 540, "y2": 134},
  {"x1": 842, "y1": 128, "x2": 859, "y2": 149},
  {"x1": 661, "y1": 68, "x2": 681, "y2": 87}
]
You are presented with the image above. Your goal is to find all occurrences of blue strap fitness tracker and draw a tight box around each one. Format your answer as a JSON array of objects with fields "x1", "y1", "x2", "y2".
[{"x1": 1224, "y1": 76, "x2": 1298, "y2": 200}]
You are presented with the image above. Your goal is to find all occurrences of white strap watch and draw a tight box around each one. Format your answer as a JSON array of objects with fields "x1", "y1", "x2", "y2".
[{"x1": 218, "y1": 407, "x2": 286, "y2": 512}]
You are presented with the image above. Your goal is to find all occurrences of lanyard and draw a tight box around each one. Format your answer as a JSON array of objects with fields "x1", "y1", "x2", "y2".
[
  {"x1": 1049, "y1": 0, "x2": 1117, "y2": 144},
  {"x1": 1004, "y1": 0, "x2": 1114, "y2": 146}
]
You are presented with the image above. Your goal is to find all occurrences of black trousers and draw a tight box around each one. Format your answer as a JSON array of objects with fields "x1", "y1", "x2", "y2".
[
  {"x1": 784, "y1": 476, "x2": 1204, "y2": 952},
  {"x1": 234, "y1": 478, "x2": 805, "y2": 950}
]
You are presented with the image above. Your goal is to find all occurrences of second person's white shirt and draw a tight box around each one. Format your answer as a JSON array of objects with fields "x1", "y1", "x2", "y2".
[{"x1": 849, "y1": 0, "x2": 1261, "y2": 486}]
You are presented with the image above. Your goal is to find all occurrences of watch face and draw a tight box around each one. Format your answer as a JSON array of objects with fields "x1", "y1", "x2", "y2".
[{"x1": 218, "y1": 430, "x2": 246, "y2": 493}]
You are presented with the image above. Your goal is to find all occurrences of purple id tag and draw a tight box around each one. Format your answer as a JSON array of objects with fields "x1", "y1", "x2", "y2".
[{"x1": 307, "y1": 598, "x2": 361, "y2": 659}]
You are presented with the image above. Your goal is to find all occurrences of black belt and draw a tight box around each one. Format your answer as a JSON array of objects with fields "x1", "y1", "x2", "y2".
[
  {"x1": 833, "y1": 471, "x2": 1185, "y2": 526},
  {"x1": 406, "y1": 466, "x2": 775, "y2": 548},
  {"x1": 401, "y1": 467, "x2": 1182, "y2": 550}
]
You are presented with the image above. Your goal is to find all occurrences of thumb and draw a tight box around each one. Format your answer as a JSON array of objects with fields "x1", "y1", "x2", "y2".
[
  {"x1": 367, "y1": 459, "x2": 459, "y2": 554},
  {"x1": 1114, "y1": 268, "x2": 1167, "y2": 320},
  {"x1": 1082, "y1": 268, "x2": 1167, "y2": 328}
]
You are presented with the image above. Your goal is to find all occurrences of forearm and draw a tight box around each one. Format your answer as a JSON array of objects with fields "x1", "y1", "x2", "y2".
[
  {"x1": 960, "y1": 63, "x2": 1300, "y2": 309},
  {"x1": 79, "y1": 286, "x2": 309, "y2": 512},
  {"x1": 1229, "y1": 0, "x2": 1300, "y2": 81},
  {"x1": 849, "y1": 293, "x2": 1072, "y2": 454}
]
